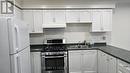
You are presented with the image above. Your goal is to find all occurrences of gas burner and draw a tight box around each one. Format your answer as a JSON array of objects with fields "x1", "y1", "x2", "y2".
[{"x1": 43, "y1": 45, "x2": 67, "y2": 52}]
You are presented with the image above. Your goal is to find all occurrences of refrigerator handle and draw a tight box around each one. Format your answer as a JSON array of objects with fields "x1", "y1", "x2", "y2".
[
  {"x1": 17, "y1": 56, "x2": 21, "y2": 73},
  {"x1": 14, "y1": 25, "x2": 19, "y2": 52}
]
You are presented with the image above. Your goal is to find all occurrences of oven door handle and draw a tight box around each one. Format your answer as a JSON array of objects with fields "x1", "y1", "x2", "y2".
[{"x1": 42, "y1": 56, "x2": 67, "y2": 58}]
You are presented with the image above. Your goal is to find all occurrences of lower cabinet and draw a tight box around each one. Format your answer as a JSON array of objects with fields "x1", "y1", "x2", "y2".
[
  {"x1": 98, "y1": 51, "x2": 117, "y2": 73},
  {"x1": 117, "y1": 60, "x2": 130, "y2": 73},
  {"x1": 69, "y1": 50, "x2": 97, "y2": 73},
  {"x1": 31, "y1": 52, "x2": 41, "y2": 73}
]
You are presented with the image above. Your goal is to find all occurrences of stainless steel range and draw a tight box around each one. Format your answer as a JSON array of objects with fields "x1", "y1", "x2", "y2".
[{"x1": 41, "y1": 39, "x2": 68, "y2": 73}]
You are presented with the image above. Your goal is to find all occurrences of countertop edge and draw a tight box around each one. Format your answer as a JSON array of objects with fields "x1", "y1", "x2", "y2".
[{"x1": 30, "y1": 44, "x2": 130, "y2": 64}]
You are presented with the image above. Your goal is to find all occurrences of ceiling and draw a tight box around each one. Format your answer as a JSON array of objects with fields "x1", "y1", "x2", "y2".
[{"x1": 19, "y1": 0, "x2": 130, "y2": 8}]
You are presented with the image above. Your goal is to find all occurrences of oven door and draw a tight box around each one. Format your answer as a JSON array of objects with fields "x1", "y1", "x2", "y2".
[{"x1": 41, "y1": 55, "x2": 67, "y2": 73}]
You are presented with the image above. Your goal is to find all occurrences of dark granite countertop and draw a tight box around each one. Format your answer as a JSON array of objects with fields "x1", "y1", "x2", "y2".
[
  {"x1": 30, "y1": 44, "x2": 130, "y2": 64},
  {"x1": 99, "y1": 45, "x2": 130, "y2": 64}
]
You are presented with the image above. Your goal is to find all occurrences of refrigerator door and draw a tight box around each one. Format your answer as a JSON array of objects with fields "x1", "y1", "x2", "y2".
[
  {"x1": 10, "y1": 47, "x2": 31, "y2": 73},
  {"x1": 8, "y1": 18, "x2": 29, "y2": 54},
  {"x1": 0, "y1": 18, "x2": 11, "y2": 73},
  {"x1": 14, "y1": 19, "x2": 30, "y2": 50},
  {"x1": 17, "y1": 47, "x2": 31, "y2": 73}
]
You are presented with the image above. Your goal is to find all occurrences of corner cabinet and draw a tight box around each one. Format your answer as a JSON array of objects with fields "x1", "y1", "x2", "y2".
[
  {"x1": 92, "y1": 9, "x2": 112, "y2": 32},
  {"x1": 43, "y1": 10, "x2": 66, "y2": 28},
  {"x1": 69, "y1": 50, "x2": 97, "y2": 73},
  {"x1": 118, "y1": 60, "x2": 130, "y2": 73},
  {"x1": 98, "y1": 51, "x2": 117, "y2": 73},
  {"x1": 22, "y1": 10, "x2": 43, "y2": 33}
]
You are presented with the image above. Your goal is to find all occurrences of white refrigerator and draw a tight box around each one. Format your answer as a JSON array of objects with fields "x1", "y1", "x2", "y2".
[{"x1": 0, "y1": 17, "x2": 31, "y2": 73}]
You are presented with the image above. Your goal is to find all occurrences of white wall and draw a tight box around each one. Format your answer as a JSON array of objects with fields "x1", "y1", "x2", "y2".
[
  {"x1": 111, "y1": 2, "x2": 130, "y2": 50},
  {"x1": 30, "y1": 23, "x2": 109, "y2": 44}
]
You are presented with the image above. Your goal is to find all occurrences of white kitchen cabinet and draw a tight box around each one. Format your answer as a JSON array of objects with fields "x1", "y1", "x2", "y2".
[
  {"x1": 92, "y1": 9, "x2": 112, "y2": 32},
  {"x1": 118, "y1": 60, "x2": 130, "y2": 73},
  {"x1": 66, "y1": 10, "x2": 92, "y2": 23},
  {"x1": 108, "y1": 55, "x2": 117, "y2": 73},
  {"x1": 22, "y1": 10, "x2": 43, "y2": 33},
  {"x1": 33, "y1": 10, "x2": 43, "y2": 33},
  {"x1": 102, "y1": 9, "x2": 112, "y2": 31},
  {"x1": 82, "y1": 50, "x2": 97, "y2": 73},
  {"x1": 31, "y1": 52, "x2": 41, "y2": 73},
  {"x1": 43, "y1": 10, "x2": 54, "y2": 24},
  {"x1": 79, "y1": 10, "x2": 92, "y2": 23},
  {"x1": 98, "y1": 51, "x2": 117, "y2": 73},
  {"x1": 69, "y1": 50, "x2": 82, "y2": 73},
  {"x1": 98, "y1": 51, "x2": 108, "y2": 73},
  {"x1": 22, "y1": 10, "x2": 34, "y2": 33},
  {"x1": 92, "y1": 10, "x2": 102, "y2": 32},
  {"x1": 66, "y1": 10, "x2": 80, "y2": 23},
  {"x1": 69, "y1": 50, "x2": 97, "y2": 73},
  {"x1": 54, "y1": 10, "x2": 66, "y2": 24},
  {"x1": 43, "y1": 10, "x2": 66, "y2": 28}
]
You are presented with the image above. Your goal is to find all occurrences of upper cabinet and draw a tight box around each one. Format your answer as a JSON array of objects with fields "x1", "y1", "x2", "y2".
[
  {"x1": 79, "y1": 10, "x2": 92, "y2": 23},
  {"x1": 66, "y1": 10, "x2": 92, "y2": 23},
  {"x1": 92, "y1": 9, "x2": 112, "y2": 32},
  {"x1": 22, "y1": 10, "x2": 43, "y2": 33},
  {"x1": 66, "y1": 10, "x2": 80, "y2": 23},
  {"x1": 22, "y1": 9, "x2": 112, "y2": 32},
  {"x1": 43, "y1": 10, "x2": 66, "y2": 28},
  {"x1": 33, "y1": 10, "x2": 43, "y2": 33},
  {"x1": 22, "y1": 10, "x2": 34, "y2": 33},
  {"x1": 102, "y1": 9, "x2": 112, "y2": 31}
]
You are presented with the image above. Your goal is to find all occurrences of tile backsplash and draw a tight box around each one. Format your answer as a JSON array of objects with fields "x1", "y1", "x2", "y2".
[{"x1": 30, "y1": 23, "x2": 111, "y2": 44}]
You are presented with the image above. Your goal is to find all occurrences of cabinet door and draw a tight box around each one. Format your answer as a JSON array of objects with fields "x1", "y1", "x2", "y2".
[
  {"x1": 69, "y1": 51, "x2": 82, "y2": 73},
  {"x1": 22, "y1": 10, "x2": 34, "y2": 33},
  {"x1": 108, "y1": 55, "x2": 117, "y2": 73},
  {"x1": 92, "y1": 10, "x2": 102, "y2": 32},
  {"x1": 53, "y1": 10, "x2": 66, "y2": 28},
  {"x1": 82, "y1": 50, "x2": 97, "y2": 73},
  {"x1": 66, "y1": 10, "x2": 79, "y2": 23},
  {"x1": 31, "y1": 52, "x2": 41, "y2": 73},
  {"x1": 54, "y1": 10, "x2": 66, "y2": 24},
  {"x1": 33, "y1": 10, "x2": 43, "y2": 33},
  {"x1": 98, "y1": 51, "x2": 108, "y2": 73},
  {"x1": 118, "y1": 60, "x2": 130, "y2": 73},
  {"x1": 102, "y1": 9, "x2": 112, "y2": 31},
  {"x1": 79, "y1": 10, "x2": 92, "y2": 23},
  {"x1": 43, "y1": 10, "x2": 54, "y2": 27}
]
